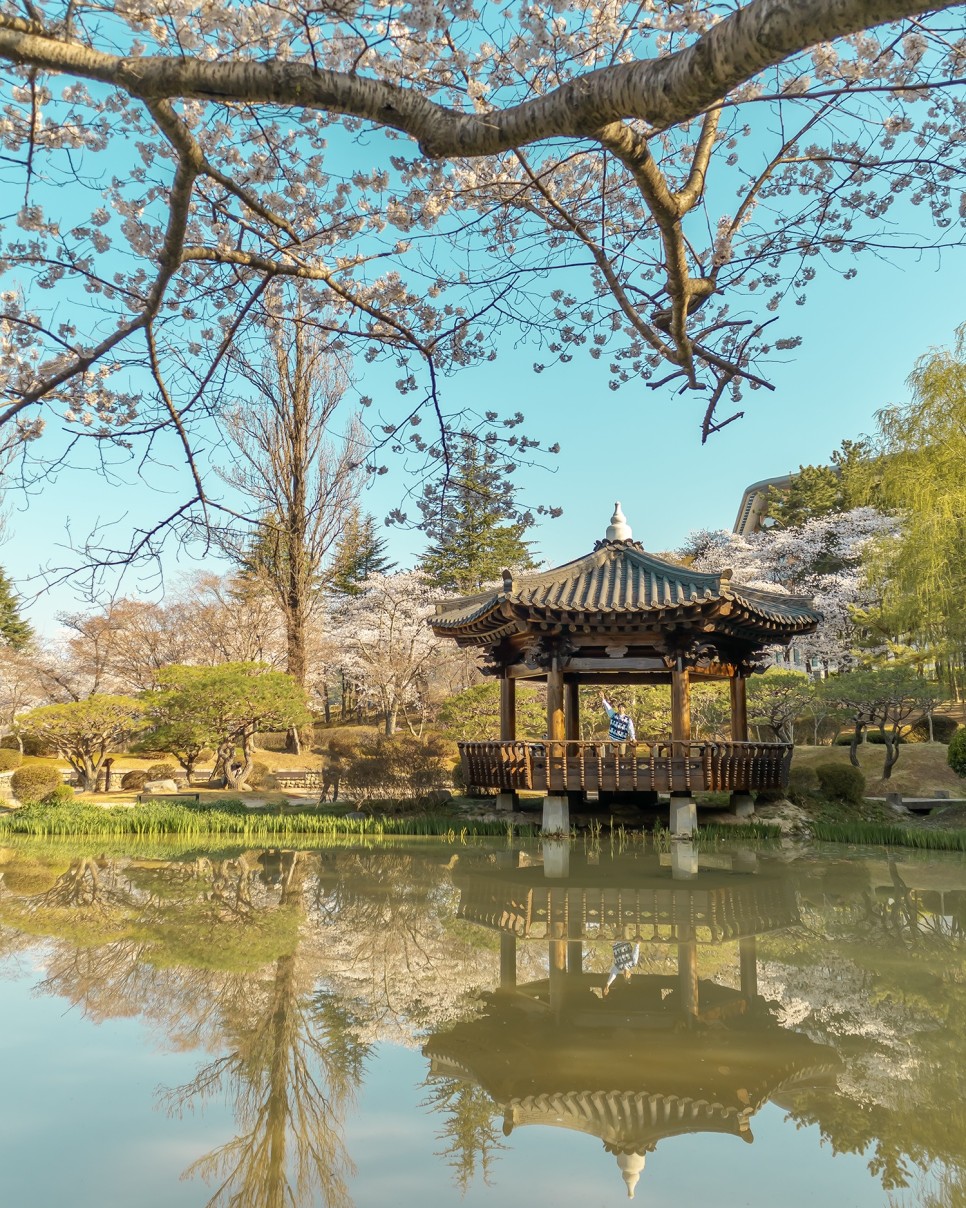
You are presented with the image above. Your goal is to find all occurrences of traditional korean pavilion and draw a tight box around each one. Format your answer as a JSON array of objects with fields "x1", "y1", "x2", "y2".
[{"x1": 431, "y1": 503, "x2": 820, "y2": 833}]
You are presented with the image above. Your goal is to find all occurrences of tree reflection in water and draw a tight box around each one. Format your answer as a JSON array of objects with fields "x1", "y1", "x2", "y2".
[{"x1": 4, "y1": 842, "x2": 966, "y2": 1204}]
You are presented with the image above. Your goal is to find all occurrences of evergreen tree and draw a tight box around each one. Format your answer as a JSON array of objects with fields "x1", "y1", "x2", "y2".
[
  {"x1": 329, "y1": 508, "x2": 396, "y2": 596},
  {"x1": 0, "y1": 568, "x2": 32, "y2": 651},
  {"x1": 764, "y1": 439, "x2": 873, "y2": 528},
  {"x1": 418, "y1": 437, "x2": 538, "y2": 593}
]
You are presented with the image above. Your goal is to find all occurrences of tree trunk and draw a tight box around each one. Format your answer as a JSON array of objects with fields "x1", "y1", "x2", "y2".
[
  {"x1": 849, "y1": 723, "x2": 863, "y2": 768},
  {"x1": 881, "y1": 727, "x2": 901, "y2": 779}
]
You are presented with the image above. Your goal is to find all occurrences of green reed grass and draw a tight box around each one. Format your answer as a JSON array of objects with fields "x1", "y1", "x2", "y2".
[
  {"x1": 0, "y1": 800, "x2": 539, "y2": 840},
  {"x1": 809, "y1": 821, "x2": 966, "y2": 851}
]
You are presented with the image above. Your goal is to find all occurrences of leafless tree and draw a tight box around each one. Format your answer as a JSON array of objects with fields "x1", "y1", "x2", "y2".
[{"x1": 211, "y1": 303, "x2": 365, "y2": 750}]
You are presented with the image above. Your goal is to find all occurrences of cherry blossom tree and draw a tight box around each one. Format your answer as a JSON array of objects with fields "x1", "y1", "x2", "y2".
[
  {"x1": 682, "y1": 506, "x2": 898, "y2": 669},
  {"x1": 0, "y1": 0, "x2": 963, "y2": 563},
  {"x1": 330, "y1": 572, "x2": 445, "y2": 735}
]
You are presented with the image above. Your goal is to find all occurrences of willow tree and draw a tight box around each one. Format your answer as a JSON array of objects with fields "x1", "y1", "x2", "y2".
[
  {"x1": 0, "y1": 1, "x2": 964, "y2": 564},
  {"x1": 863, "y1": 326, "x2": 966, "y2": 690}
]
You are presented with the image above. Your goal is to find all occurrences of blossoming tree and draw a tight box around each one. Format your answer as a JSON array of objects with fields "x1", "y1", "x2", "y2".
[{"x1": 0, "y1": 0, "x2": 962, "y2": 515}]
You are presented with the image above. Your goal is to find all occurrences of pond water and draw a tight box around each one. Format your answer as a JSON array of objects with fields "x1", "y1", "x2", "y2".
[{"x1": 1, "y1": 837, "x2": 964, "y2": 1208}]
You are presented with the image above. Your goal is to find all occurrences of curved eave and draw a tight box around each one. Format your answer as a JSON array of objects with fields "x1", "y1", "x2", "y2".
[{"x1": 428, "y1": 541, "x2": 821, "y2": 643}]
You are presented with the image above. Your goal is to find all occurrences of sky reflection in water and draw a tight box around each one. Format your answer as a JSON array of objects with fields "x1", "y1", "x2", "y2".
[{"x1": 0, "y1": 839, "x2": 963, "y2": 1208}]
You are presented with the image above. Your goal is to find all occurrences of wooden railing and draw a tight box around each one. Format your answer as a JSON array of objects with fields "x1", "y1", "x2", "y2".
[{"x1": 459, "y1": 740, "x2": 793, "y2": 795}]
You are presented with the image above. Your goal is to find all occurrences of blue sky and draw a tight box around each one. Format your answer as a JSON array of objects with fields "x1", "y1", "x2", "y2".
[{"x1": 2, "y1": 186, "x2": 960, "y2": 634}]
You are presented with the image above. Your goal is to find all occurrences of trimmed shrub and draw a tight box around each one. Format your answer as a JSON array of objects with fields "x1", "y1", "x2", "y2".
[
  {"x1": 145, "y1": 762, "x2": 180, "y2": 781},
  {"x1": 948, "y1": 729, "x2": 966, "y2": 778},
  {"x1": 42, "y1": 784, "x2": 75, "y2": 806},
  {"x1": 786, "y1": 765, "x2": 818, "y2": 804},
  {"x1": 909, "y1": 715, "x2": 959, "y2": 744},
  {"x1": 341, "y1": 734, "x2": 457, "y2": 801},
  {"x1": 11, "y1": 763, "x2": 63, "y2": 803},
  {"x1": 0, "y1": 748, "x2": 22, "y2": 771},
  {"x1": 815, "y1": 762, "x2": 866, "y2": 804},
  {"x1": 120, "y1": 769, "x2": 148, "y2": 790},
  {"x1": 246, "y1": 761, "x2": 276, "y2": 790}
]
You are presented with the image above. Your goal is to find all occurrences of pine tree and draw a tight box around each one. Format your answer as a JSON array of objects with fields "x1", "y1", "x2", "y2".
[
  {"x1": 418, "y1": 436, "x2": 538, "y2": 593},
  {"x1": 329, "y1": 508, "x2": 396, "y2": 596},
  {"x1": 765, "y1": 439, "x2": 873, "y2": 528},
  {"x1": 0, "y1": 568, "x2": 32, "y2": 651}
]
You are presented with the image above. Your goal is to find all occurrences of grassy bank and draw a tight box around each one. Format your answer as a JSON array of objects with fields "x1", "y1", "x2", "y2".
[{"x1": 790, "y1": 741, "x2": 964, "y2": 798}]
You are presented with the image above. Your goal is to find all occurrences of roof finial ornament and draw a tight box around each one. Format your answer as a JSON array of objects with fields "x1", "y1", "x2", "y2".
[{"x1": 606, "y1": 501, "x2": 632, "y2": 542}]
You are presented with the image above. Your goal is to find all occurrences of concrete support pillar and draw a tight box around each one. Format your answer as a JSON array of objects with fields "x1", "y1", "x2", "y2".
[
  {"x1": 671, "y1": 840, "x2": 698, "y2": 879},
  {"x1": 730, "y1": 792, "x2": 755, "y2": 818},
  {"x1": 670, "y1": 798, "x2": 697, "y2": 836},
  {"x1": 542, "y1": 795, "x2": 569, "y2": 836},
  {"x1": 542, "y1": 837, "x2": 570, "y2": 876},
  {"x1": 496, "y1": 792, "x2": 516, "y2": 813}
]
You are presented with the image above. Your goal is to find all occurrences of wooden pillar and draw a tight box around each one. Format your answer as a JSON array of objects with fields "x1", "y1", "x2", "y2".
[
  {"x1": 677, "y1": 936, "x2": 699, "y2": 1020},
  {"x1": 567, "y1": 940, "x2": 583, "y2": 974},
  {"x1": 543, "y1": 655, "x2": 569, "y2": 833},
  {"x1": 500, "y1": 932, "x2": 517, "y2": 989},
  {"x1": 546, "y1": 659, "x2": 566, "y2": 741},
  {"x1": 500, "y1": 675, "x2": 516, "y2": 741},
  {"x1": 670, "y1": 658, "x2": 691, "y2": 744},
  {"x1": 669, "y1": 657, "x2": 696, "y2": 831},
  {"x1": 730, "y1": 673, "x2": 748, "y2": 742},
  {"x1": 565, "y1": 679, "x2": 580, "y2": 741},
  {"x1": 739, "y1": 935, "x2": 758, "y2": 1003}
]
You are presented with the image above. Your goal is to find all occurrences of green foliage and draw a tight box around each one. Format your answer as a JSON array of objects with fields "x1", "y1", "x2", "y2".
[
  {"x1": 42, "y1": 784, "x2": 75, "y2": 806},
  {"x1": 786, "y1": 764, "x2": 819, "y2": 803},
  {"x1": 814, "y1": 761, "x2": 866, "y2": 804},
  {"x1": 418, "y1": 434, "x2": 540, "y2": 593},
  {"x1": 947, "y1": 729, "x2": 966, "y2": 778},
  {"x1": 909, "y1": 714, "x2": 959, "y2": 744},
  {"x1": 16, "y1": 696, "x2": 149, "y2": 789},
  {"x1": 145, "y1": 762, "x2": 180, "y2": 780},
  {"x1": 0, "y1": 566, "x2": 33, "y2": 651},
  {"x1": 146, "y1": 662, "x2": 310, "y2": 786},
  {"x1": 809, "y1": 821, "x2": 966, "y2": 851},
  {"x1": 437, "y1": 682, "x2": 545, "y2": 741},
  {"x1": 748, "y1": 668, "x2": 813, "y2": 742},
  {"x1": 247, "y1": 761, "x2": 276, "y2": 789},
  {"x1": 689, "y1": 682, "x2": 730, "y2": 738},
  {"x1": 329, "y1": 508, "x2": 396, "y2": 595},
  {"x1": 763, "y1": 439, "x2": 873, "y2": 528},
  {"x1": 0, "y1": 800, "x2": 536, "y2": 839},
  {"x1": 11, "y1": 763, "x2": 62, "y2": 803},
  {"x1": 340, "y1": 733, "x2": 457, "y2": 800},
  {"x1": 862, "y1": 326, "x2": 966, "y2": 672},
  {"x1": 0, "y1": 748, "x2": 22, "y2": 771}
]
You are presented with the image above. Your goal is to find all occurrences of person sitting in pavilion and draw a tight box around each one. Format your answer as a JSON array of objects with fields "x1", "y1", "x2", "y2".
[{"x1": 601, "y1": 694, "x2": 636, "y2": 750}]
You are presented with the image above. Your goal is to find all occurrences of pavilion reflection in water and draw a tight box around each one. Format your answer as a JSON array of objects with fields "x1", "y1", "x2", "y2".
[{"x1": 424, "y1": 849, "x2": 840, "y2": 1199}]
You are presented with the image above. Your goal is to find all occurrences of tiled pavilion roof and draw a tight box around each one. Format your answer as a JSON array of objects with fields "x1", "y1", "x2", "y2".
[{"x1": 431, "y1": 534, "x2": 820, "y2": 646}]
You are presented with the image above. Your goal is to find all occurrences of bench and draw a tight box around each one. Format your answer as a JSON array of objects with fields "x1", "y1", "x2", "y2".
[{"x1": 136, "y1": 792, "x2": 201, "y2": 805}]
